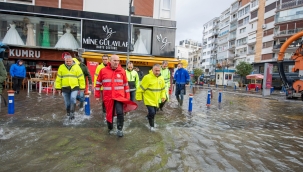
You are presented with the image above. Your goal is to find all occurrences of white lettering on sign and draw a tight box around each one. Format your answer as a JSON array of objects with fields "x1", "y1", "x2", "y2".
[{"x1": 9, "y1": 49, "x2": 41, "y2": 58}]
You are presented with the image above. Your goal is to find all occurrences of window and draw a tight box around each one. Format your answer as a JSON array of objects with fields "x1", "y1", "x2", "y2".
[
  {"x1": 132, "y1": 26, "x2": 152, "y2": 54},
  {"x1": 263, "y1": 28, "x2": 274, "y2": 37},
  {"x1": 251, "y1": 0, "x2": 258, "y2": 8},
  {"x1": 5, "y1": 0, "x2": 32, "y2": 4},
  {"x1": 240, "y1": 27, "x2": 246, "y2": 33},
  {"x1": 161, "y1": 0, "x2": 171, "y2": 18},
  {"x1": 236, "y1": 37, "x2": 247, "y2": 46},
  {"x1": 265, "y1": 2, "x2": 277, "y2": 13},
  {"x1": 264, "y1": 16, "x2": 275, "y2": 24},
  {"x1": 261, "y1": 53, "x2": 273, "y2": 60},
  {"x1": 243, "y1": 16, "x2": 249, "y2": 25},
  {"x1": 262, "y1": 41, "x2": 273, "y2": 48},
  {"x1": 251, "y1": 10, "x2": 258, "y2": 19}
]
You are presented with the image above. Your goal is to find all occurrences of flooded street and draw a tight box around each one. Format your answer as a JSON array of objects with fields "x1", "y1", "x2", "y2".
[{"x1": 1, "y1": 88, "x2": 303, "y2": 171}]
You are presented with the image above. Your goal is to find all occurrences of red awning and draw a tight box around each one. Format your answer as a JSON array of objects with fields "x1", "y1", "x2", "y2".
[{"x1": 246, "y1": 74, "x2": 264, "y2": 79}]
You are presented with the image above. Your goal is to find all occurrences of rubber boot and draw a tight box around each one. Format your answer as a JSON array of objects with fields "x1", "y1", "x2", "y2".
[
  {"x1": 66, "y1": 106, "x2": 70, "y2": 116},
  {"x1": 69, "y1": 104, "x2": 75, "y2": 120},
  {"x1": 79, "y1": 102, "x2": 84, "y2": 108},
  {"x1": 176, "y1": 96, "x2": 180, "y2": 105},
  {"x1": 117, "y1": 119, "x2": 124, "y2": 137},
  {"x1": 149, "y1": 118, "x2": 155, "y2": 132},
  {"x1": 107, "y1": 121, "x2": 114, "y2": 134}
]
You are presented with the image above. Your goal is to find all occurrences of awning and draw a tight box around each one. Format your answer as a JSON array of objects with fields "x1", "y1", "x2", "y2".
[
  {"x1": 246, "y1": 74, "x2": 264, "y2": 79},
  {"x1": 81, "y1": 52, "x2": 180, "y2": 68}
]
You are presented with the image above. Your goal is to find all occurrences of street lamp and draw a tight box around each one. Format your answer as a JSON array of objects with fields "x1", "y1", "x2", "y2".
[{"x1": 127, "y1": 0, "x2": 135, "y2": 63}]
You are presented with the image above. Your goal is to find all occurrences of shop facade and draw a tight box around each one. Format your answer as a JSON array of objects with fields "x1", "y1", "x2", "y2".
[{"x1": 0, "y1": 2, "x2": 178, "y2": 75}]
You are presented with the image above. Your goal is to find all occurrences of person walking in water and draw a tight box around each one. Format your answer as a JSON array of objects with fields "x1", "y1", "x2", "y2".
[
  {"x1": 158, "y1": 60, "x2": 170, "y2": 111},
  {"x1": 136, "y1": 64, "x2": 166, "y2": 131},
  {"x1": 126, "y1": 62, "x2": 139, "y2": 102},
  {"x1": 95, "y1": 55, "x2": 137, "y2": 137},
  {"x1": 173, "y1": 62, "x2": 190, "y2": 106},
  {"x1": 9, "y1": 59, "x2": 26, "y2": 94},
  {"x1": 55, "y1": 53, "x2": 85, "y2": 120}
]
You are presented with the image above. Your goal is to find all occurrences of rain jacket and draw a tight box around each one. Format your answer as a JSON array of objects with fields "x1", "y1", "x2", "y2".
[
  {"x1": 126, "y1": 69, "x2": 140, "y2": 92},
  {"x1": 161, "y1": 67, "x2": 171, "y2": 100},
  {"x1": 95, "y1": 63, "x2": 137, "y2": 123},
  {"x1": 0, "y1": 59, "x2": 7, "y2": 94},
  {"x1": 9, "y1": 60, "x2": 26, "y2": 78},
  {"x1": 94, "y1": 63, "x2": 107, "y2": 87},
  {"x1": 55, "y1": 63, "x2": 85, "y2": 92},
  {"x1": 173, "y1": 68, "x2": 190, "y2": 84},
  {"x1": 136, "y1": 70, "x2": 166, "y2": 107},
  {"x1": 73, "y1": 58, "x2": 92, "y2": 85}
]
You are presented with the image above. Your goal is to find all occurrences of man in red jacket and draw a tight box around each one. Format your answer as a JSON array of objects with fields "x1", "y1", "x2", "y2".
[{"x1": 95, "y1": 55, "x2": 137, "y2": 137}]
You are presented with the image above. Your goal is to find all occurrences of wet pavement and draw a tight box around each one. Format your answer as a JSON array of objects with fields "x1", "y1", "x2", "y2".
[{"x1": 0, "y1": 87, "x2": 303, "y2": 171}]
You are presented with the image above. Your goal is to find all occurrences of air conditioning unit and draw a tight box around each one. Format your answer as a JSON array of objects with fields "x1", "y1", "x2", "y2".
[{"x1": 262, "y1": 24, "x2": 267, "y2": 29}]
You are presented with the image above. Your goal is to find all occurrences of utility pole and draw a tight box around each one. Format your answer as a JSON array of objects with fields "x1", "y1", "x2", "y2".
[{"x1": 127, "y1": 0, "x2": 134, "y2": 63}]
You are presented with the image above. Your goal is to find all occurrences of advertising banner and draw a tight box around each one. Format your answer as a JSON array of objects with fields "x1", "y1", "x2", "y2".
[
  {"x1": 152, "y1": 27, "x2": 176, "y2": 57},
  {"x1": 265, "y1": 63, "x2": 273, "y2": 89},
  {"x1": 86, "y1": 61, "x2": 99, "y2": 84}
]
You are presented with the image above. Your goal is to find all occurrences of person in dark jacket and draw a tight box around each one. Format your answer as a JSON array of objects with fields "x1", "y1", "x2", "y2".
[
  {"x1": 9, "y1": 59, "x2": 26, "y2": 94},
  {"x1": 135, "y1": 67, "x2": 144, "y2": 81},
  {"x1": 173, "y1": 63, "x2": 190, "y2": 106},
  {"x1": 0, "y1": 42, "x2": 8, "y2": 95},
  {"x1": 74, "y1": 56, "x2": 93, "y2": 109}
]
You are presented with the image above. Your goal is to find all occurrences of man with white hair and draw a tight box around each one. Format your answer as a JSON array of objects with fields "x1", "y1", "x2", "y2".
[{"x1": 55, "y1": 53, "x2": 85, "y2": 120}]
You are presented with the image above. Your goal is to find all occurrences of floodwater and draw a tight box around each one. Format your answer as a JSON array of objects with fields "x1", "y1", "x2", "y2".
[{"x1": 0, "y1": 88, "x2": 303, "y2": 171}]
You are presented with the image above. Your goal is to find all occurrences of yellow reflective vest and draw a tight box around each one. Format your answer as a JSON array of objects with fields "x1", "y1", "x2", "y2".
[
  {"x1": 126, "y1": 69, "x2": 140, "y2": 92},
  {"x1": 161, "y1": 68, "x2": 170, "y2": 88},
  {"x1": 94, "y1": 63, "x2": 106, "y2": 87},
  {"x1": 136, "y1": 70, "x2": 166, "y2": 107},
  {"x1": 55, "y1": 64, "x2": 85, "y2": 90}
]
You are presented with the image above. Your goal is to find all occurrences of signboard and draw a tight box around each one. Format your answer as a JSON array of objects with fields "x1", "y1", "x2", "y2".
[
  {"x1": 152, "y1": 27, "x2": 176, "y2": 57},
  {"x1": 8, "y1": 48, "x2": 68, "y2": 61},
  {"x1": 82, "y1": 20, "x2": 128, "y2": 52},
  {"x1": 86, "y1": 61, "x2": 99, "y2": 84}
]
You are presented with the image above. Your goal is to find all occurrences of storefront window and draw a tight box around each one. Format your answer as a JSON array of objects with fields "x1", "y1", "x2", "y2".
[
  {"x1": 132, "y1": 26, "x2": 152, "y2": 55},
  {"x1": 0, "y1": 14, "x2": 81, "y2": 49}
]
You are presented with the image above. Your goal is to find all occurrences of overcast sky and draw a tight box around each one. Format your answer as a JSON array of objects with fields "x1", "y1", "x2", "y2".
[{"x1": 175, "y1": 0, "x2": 236, "y2": 45}]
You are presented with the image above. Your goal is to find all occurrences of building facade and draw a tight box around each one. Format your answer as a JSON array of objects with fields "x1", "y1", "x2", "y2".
[{"x1": 0, "y1": 0, "x2": 178, "y2": 74}]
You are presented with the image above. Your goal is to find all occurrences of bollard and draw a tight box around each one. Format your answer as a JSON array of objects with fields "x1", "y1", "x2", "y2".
[
  {"x1": 84, "y1": 93, "x2": 90, "y2": 116},
  {"x1": 234, "y1": 85, "x2": 236, "y2": 90},
  {"x1": 224, "y1": 85, "x2": 226, "y2": 91},
  {"x1": 188, "y1": 94, "x2": 193, "y2": 112},
  {"x1": 8, "y1": 90, "x2": 15, "y2": 115},
  {"x1": 208, "y1": 83, "x2": 210, "y2": 87},
  {"x1": 216, "y1": 84, "x2": 218, "y2": 88},
  {"x1": 206, "y1": 90, "x2": 211, "y2": 107},
  {"x1": 256, "y1": 86, "x2": 259, "y2": 92},
  {"x1": 210, "y1": 89, "x2": 213, "y2": 99},
  {"x1": 218, "y1": 91, "x2": 222, "y2": 103},
  {"x1": 270, "y1": 87, "x2": 274, "y2": 94},
  {"x1": 246, "y1": 85, "x2": 248, "y2": 92}
]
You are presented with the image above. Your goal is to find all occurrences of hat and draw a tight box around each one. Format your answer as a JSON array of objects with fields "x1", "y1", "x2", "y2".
[{"x1": 62, "y1": 52, "x2": 72, "y2": 59}]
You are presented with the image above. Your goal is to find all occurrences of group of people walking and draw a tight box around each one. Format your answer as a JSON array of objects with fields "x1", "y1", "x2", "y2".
[{"x1": 53, "y1": 53, "x2": 190, "y2": 138}]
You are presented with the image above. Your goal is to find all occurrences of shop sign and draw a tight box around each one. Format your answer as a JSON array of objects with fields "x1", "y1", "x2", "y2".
[
  {"x1": 9, "y1": 49, "x2": 41, "y2": 58},
  {"x1": 152, "y1": 27, "x2": 176, "y2": 57},
  {"x1": 8, "y1": 48, "x2": 67, "y2": 61},
  {"x1": 82, "y1": 20, "x2": 128, "y2": 52},
  {"x1": 120, "y1": 60, "x2": 149, "y2": 66}
]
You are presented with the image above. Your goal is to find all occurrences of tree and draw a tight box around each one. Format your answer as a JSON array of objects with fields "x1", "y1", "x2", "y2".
[
  {"x1": 193, "y1": 68, "x2": 203, "y2": 82},
  {"x1": 235, "y1": 61, "x2": 253, "y2": 85}
]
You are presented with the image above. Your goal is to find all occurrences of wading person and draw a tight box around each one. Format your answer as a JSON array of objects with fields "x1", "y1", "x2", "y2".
[
  {"x1": 94, "y1": 54, "x2": 109, "y2": 118},
  {"x1": 158, "y1": 60, "x2": 170, "y2": 111},
  {"x1": 136, "y1": 64, "x2": 166, "y2": 131},
  {"x1": 173, "y1": 63, "x2": 190, "y2": 106},
  {"x1": 95, "y1": 55, "x2": 137, "y2": 137},
  {"x1": 73, "y1": 56, "x2": 92, "y2": 109},
  {"x1": 0, "y1": 42, "x2": 8, "y2": 96},
  {"x1": 9, "y1": 59, "x2": 26, "y2": 94},
  {"x1": 126, "y1": 62, "x2": 139, "y2": 102},
  {"x1": 55, "y1": 54, "x2": 85, "y2": 120}
]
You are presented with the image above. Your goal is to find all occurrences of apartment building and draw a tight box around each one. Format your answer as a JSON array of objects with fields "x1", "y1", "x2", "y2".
[
  {"x1": 201, "y1": 17, "x2": 219, "y2": 80},
  {"x1": 0, "y1": 0, "x2": 178, "y2": 73},
  {"x1": 175, "y1": 39, "x2": 202, "y2": 71}
]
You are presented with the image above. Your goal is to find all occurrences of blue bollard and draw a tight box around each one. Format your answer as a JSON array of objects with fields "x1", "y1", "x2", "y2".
[
  {"x1": 208, "y1": 84, "x2": 210, "y2": 87},
  {"x1": 216, "y1": 84, "x2": 218, "y2": 88},
  {"x1": 246, "y1": 85, "x2": 248, "y2": 92},
  {"x1": 224, "y1": 85, "x2": 226, "y2": 91},
  {"x1": 256, "y1": 86, "x2": 259, "y2": 92},
  {"x1": 206, "y1": 90, "x2": 211, "y2": 107},
  {"x1": 188, "y1": 94, "x2": 193, "y2": 112},
  {"x1": 234, "y1": 85, "x2": 236, "y2": 90},
  {"x1": 218, "y1": 91, "x2": 222, "y2": 103},
  {"x1": 8, "y1": 90, "x2": 15, "y2": 115},
  {"x1": 270, "y1": 87, "x2": 274, "y2": 94},
  {"x1": 84, "y1": 93, "x2": 90, "y2": 116}
]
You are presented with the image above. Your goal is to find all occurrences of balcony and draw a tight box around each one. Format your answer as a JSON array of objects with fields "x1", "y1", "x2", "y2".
[
  {"x1": 247, "y1": 50, "x2": 255, "y2": 55},
  {"x1": 228, "y1": 54, "x2": 235, "y2": 59},
  {"x1": 277, "y1": 0, "x2": 303, "y2": 10},
  {"x1": 230, "y1": 25, "x2": 237, "y2": 31},
  {"x1": 228, "y1": 44, "x2": 236, "y2": 50},
  {"x1": 274, "y1": 28, "x2": 303, "y2": 37},
  {"x1": 210, "y1": 38, "x2": 218, "y2": 43},
  {"x1": 230, "y1": 17, "x2": 237, "y2": 22},
  {"x1": 228, "y1": 35, "x2": 236, "y2": 41},
  {"x1": 211, "y1": 46, "x2": 217, "y2": 51}
]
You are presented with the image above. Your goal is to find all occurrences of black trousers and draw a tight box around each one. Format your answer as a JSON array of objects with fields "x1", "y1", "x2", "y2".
[
  {"x1": 107, "y1": 100, "x2": 124, "y2": 130},
  {"x1": 12, "y1": 77, "x2": 23, "y2": 91}
]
